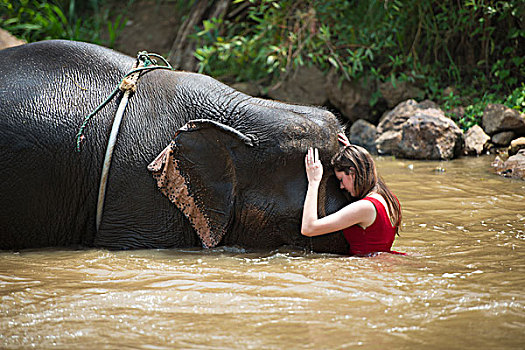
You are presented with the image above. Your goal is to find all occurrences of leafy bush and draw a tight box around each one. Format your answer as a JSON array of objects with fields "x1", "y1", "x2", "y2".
[
  {"x1": 194, "y1": 0, "x2": 524, "y2": 118},
  {"x1": 194, "y1": 0, "x2": 395, "y2": 84},
  {"x1": 505, "y1": 83, "x2": 525, "y2": 111},
  {"x1": 443, "y1": 84, "x2": 524, "y2": 131},
  {"x1": 0, "y1": 0, "x2": 127, "y2": 47}
]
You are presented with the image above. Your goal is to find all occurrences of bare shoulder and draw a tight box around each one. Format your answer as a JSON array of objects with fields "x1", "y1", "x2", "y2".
[
  {"x1": 343, "y1": 198, "x2": 375, "y2": 213},
  {"x1": 367, "y1": 193, "x2": 387, "y2": 206},
  {"x1": 340, "y1": 199, "x2": 377, "y2": 228},
  {"x1": 367, "y1": 193, "x2": 391, "y2": 218}
]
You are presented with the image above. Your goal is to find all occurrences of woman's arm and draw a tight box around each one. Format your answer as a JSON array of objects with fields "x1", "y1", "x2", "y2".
[
  {"x1": 302, "y1": 197, "x2": 376, "y2": 237},
  {"x1": 301, "y1": 148, "x2": 323, "y2": 235},
  {"x1": 301, "y1": 148, "x2": 376, "y2": 237}
]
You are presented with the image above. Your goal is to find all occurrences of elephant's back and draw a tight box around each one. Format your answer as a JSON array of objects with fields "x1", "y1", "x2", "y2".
[
  {"x1": 0, "y1": 40, "x2": 136, "y2": 153},
  {"x1": 0, "y1": 40, "x2": 134, "y2": 137},
  {"x1": 0, "y1": 40, "x2": 132, "y2": 116},
  {"x1": 0, "y1": 39, "x2": 133, "y2": 77},
  {"x1": 0, "y1": 40, "x2": 134, "y2": 249},
  {"x1": 0, "y1": 40, "x2": 136, "y2": 177}
]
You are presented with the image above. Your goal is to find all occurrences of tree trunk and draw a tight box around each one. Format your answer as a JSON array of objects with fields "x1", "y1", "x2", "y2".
[{"x1": 168, "y1": 0, "x2": 230, "y2": 72}]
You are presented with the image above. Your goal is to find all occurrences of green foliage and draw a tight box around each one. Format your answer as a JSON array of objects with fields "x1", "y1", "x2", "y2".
[
  {"x1": 505, "y1": 83, "x2": 525, "y2": 110},
  {"x1": 443, "y1": 85, "x2": 525, "y2": 131},
  {"x1": 194, "y1": 0, "x2": 524, "y2": 123},
  {"x1": 0, "y1": 0, "x2": 128, "y2": 47},
  {"x1": 194, "y1": 0, "x2": 396, "y2": 84},
  {"x1": 451, "y1": 96, "x2": 493, "y2": 131}
]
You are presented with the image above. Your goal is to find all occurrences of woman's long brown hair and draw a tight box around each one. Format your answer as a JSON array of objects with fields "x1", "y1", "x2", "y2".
[{"x1": 331, "y1": 145, "x2": 402, "y2": 233}]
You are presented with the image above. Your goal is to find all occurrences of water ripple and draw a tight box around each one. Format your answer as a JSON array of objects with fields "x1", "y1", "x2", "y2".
[{"x1": 1, "y1": 156, "x2": 524, "y2": 349}]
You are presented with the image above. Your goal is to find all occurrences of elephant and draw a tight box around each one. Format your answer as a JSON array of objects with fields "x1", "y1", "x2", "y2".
[{"x1": 0, "y1": 40, "x2": 349, "y2": 253}]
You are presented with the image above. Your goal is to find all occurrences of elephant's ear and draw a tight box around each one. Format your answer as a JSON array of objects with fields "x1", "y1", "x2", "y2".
[{"x1": 147, "y1": 119, "x2": 255, "y2": 248}]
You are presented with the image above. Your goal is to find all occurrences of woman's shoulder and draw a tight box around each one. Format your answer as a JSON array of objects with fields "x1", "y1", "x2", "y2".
[
  {"x1": 364, "y1": 193, "x2": 392, "y2": 219},
  {"x1": 340, "y1": 198, "x2": 376, "y2": 219},
  {"x1": 365, "y1": 193, "x2": 386, "y2": 202},
  {"x1": 346, "y1": 197, "x2": 376, "y2": 211},
  {"x1": 339, "y1": 198, "x2": 376, "y2": 229}
]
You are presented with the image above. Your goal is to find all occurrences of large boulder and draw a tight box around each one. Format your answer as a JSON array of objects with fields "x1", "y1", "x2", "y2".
[
  {"x1": 376, "y1": 100, "x2": 464, "y2": 160},
  {"x1": 464, "y1": 125, "x2": 490, "y2": 155},
  {"x1": 0, "y1": 29, "x2": 25, "y2": 50},
  {"x1": 376, "y1": 99, "x2": 439, "y2": 133},
  {"x1": 377, "y1": 99, "x2": 419, "y2": 133},
  {"x1": 326, "y1": 71, "x2": 375, "y2": 123},
  {"x1": 396, "y1": 112, "x2": 464, "y2": 160},
  {"x1": 482, "y1": 104, "x2": 525, "y2": 135},
  {"x1": 349, "y1": 119, "x2": 378, "y2": 154},
  {"x1": 492, "y1": 150, "x2": 525, "y2": 180},
  {"x1": 267, "y1": 65, "x2": 328, "y2": 106},
  {"x1": 375, "y1": 130, "x2": 402, "y2": 155}
]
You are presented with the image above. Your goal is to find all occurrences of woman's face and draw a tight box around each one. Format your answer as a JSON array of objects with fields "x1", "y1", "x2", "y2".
[{"x1": 334, "y1": 169, "x2": 356, "y2": 197}]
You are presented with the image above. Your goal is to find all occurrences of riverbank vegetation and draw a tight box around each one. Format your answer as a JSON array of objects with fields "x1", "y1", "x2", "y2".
[
  {"x1": 193, "y1": 0, "x2": 524, "y2": 130},
  {"x1": 0, "y1": 0, "x2": 130, "y2": 47},
  {"x1": 1, "y1": 0, "x2": 523, "y2": 130}
]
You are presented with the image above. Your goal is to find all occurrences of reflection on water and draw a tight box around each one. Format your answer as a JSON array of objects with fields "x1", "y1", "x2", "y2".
[{"x1": 1, "y1": 156, "x2": 524, "y2": 349}]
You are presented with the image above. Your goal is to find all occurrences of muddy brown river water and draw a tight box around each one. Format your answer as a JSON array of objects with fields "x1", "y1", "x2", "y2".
[{"x1": 1, "y1": 156, "x2": 524, "y2": 349}]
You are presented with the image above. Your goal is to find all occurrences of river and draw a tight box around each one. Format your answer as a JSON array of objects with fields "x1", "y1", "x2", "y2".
[{"x1": 1, "y1": 156, "x2": 524, "y2": 349}]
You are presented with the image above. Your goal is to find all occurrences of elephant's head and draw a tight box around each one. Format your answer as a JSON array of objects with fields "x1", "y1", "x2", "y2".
[{"x1": 148, "y1": 95, "x2": 349, "y2": 254}]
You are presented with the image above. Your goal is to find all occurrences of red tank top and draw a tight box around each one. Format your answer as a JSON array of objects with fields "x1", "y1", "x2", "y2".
[{"x1": 342, "y1": 196, "x2": 402, "y2": 256}]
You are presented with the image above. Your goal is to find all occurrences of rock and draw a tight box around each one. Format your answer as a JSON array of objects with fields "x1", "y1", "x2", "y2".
[
  {"x1": 376, "y1": 102, "x2": 464, "y2": 160},
  {"x1": 491, "y1": 131, "x2": 516, "y2": 146},
  {"x1": 417, "y1": 99, "x2": 440, "y2": 110},
  {"x1": 378, "y1": 80, "x2": 423, "y2": 108},
  {"x1": 509, "y1": 137, "x2": 525, "y2": 156},
  {"x1": 482, "y1": 104, "x2": 525, "y2": 135},
  {"x1": 325, "y1": 71, "x2": 374, "y2": 123},
  {"x1": 395, "y1": 111, "x2": 464, "y2": 160},
  {"x1": 377, "y1": 99, "x2": 419, "y2": 133},
  {"x1": 376, "y1": 130, "x2": 402, "y2": 155},
  {"x1": 0, "y1": 29, "x2": 25, "y2": 50},
  {"x1": 492, "y1": 149, "x2": 525, "y2": 180},
  {"x1": 231, "y1": 82, "x2": 261, "y2": 97},
  {"x1": 349, "y1": 119, "x2": 377, "y2": 154},
  {"x1": 464, "y1": 125, "x2": 490, "y2": 155},
  {"x1": 267, "y1": 65, "x2": 328, "y2": 106}
]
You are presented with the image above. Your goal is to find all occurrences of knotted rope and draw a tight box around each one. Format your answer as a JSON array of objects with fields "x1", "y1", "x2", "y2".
[
  {"x1": 75, "y1": 51, "x2": 173, "y2": 152},
  {"x1": 74, "y1": 51, "x2": 174, "y2": 232}
]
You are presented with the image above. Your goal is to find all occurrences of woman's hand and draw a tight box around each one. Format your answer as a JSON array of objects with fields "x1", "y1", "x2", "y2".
[
  {"x1": 305, "y1": 147, "x2": 323, "y2": 184},
  {"x1": 338, "y1": 132, "x2": 351, "y2": 147}
]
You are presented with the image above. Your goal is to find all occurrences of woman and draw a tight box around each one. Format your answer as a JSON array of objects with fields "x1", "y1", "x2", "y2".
[{"x1": 301, "y1": 133, "x2": 402, "y2": 256}]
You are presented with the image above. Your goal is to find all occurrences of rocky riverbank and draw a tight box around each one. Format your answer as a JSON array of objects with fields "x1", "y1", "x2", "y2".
[
  {"x1": 231, "y1": 64, "x2": 525, "y2": 180},
  {"x1": 362, "y1": 99, "x2": 525, "y2": 180}
]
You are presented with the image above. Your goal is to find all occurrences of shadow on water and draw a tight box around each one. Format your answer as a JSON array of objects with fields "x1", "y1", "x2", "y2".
[{"x1": 1, "y1": 156, "x2": 524, "y2": 349}]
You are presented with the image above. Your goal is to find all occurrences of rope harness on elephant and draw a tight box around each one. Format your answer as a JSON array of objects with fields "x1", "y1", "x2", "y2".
[{"x1": 75, "y1": 51, "x2": 175, "y2": 232}]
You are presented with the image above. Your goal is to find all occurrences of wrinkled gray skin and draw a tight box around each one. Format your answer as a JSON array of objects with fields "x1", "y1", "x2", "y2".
[{"x1": 0, "y1": 40, "x2": 349, "y2": 253}]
